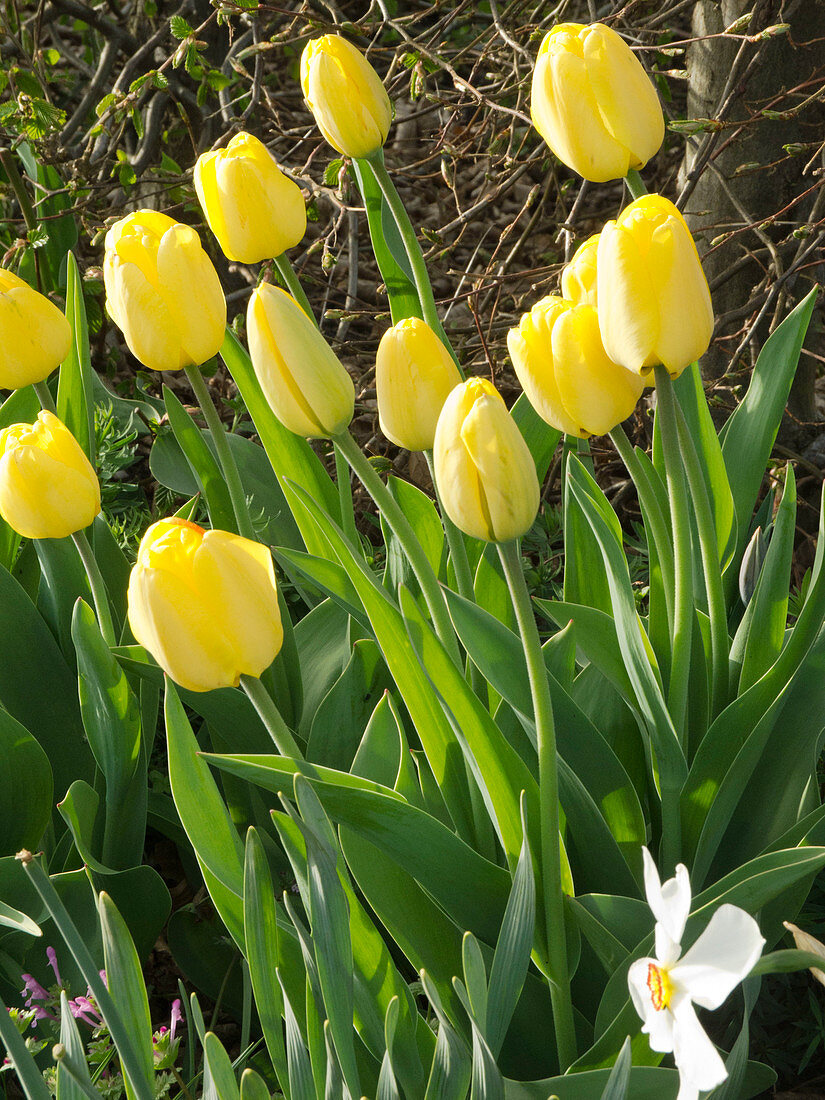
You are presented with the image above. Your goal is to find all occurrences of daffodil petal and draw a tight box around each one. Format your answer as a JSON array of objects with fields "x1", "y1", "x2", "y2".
[
  {"x1": 627, "y1": 957, "x2": 676, "y2": 1053},
  {"x1": 642, "y1": 847, "x2": 691, "y2": 953},
  {"x1": 670, "y1": 998, "x2": 728, "y2": 1092},
  {"x1": 670, "y1": 904, "x2": 765, "y2": 1010}
]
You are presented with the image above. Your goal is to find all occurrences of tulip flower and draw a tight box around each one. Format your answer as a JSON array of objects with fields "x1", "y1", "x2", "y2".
[
  {"x1": 433, "y1": 377, "x2": 538, "y2": 543},
  {"x1": 597, "y1": 194, "x2": 714, "y2": 378},
  {"x1": 508, "y1": 295, "x2": 643, "y2": 438},
  {"x1": 247, "y1": 283, "x2": 354, "y2": 439},
  {"x1": 560, "y1": 234, "x2": 599, "y2": 308},
  {"x1": 376, "y1": 317, "x2": 462, "y2": 451},
  {"x1": 300, "y1": 35, "x2": 392, "y2": 159},
  {"x1": 0, "y1": 268, "x2": 72, "y2": 389},
  {"x1": 104, "y1": 210, "x2": 226, "y2": 372},
  {"x1": 0, "y1": 411, "x2": 100, "y2": 539},
  {"x1": 531, "y1": 22, "x2": 664, "y2": 183},
  {"x1": 628, "y1": 848, "x2": 764, "y2": 1100},
  {"x1": 194, "y1": 133, "x2": 307, "y2": 264},
  {"x1": 127, "y1": 517, "x2": 283, "y2": 693}
]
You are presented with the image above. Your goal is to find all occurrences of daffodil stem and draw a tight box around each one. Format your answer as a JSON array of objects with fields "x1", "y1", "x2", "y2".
[
  {"x1": 498, "y1": 538, "x2": 577, "y2": 1072},
  {"x1": 625, "y1": 168, "x2": 648, "y2": 201},
  {"x1": 334, "y1": 429, "x2": 461, "y2": 666},
  {"x1": 363, "y1": 151, "x2": 461, "y2": 373},
  {"x1": 273, "y1": 253, "x2": 315, "y2": 322},
  {"x1": 71, "y1": 530, "x2": 116, "y2": 647},
  {"x1": 610, "y1": 425, "x2": 675, "y2": 632},
  {"x1": 183, "y1": 362, "x2": 255, "y2": 541},
  {"x1": 241, "y1": 674, "x2": 304, "y2": 758},
  {"x1": 20, "y1": 852, "x2": 156, "y2": 1100},
  {"x1": 33, "y1": 380, "x2": 57, "y2": 414},
  {"x1": 654, "y1": 365, "x2": 693, "y2": 739},
  {"x1": 333, "y1": 442, "x2": 361, "y2": 551},
  {"x1": 673, "y1": 401, "x2": 729, "y2": 718}
]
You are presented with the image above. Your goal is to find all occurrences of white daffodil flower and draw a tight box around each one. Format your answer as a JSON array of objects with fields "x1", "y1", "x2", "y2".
[{"x1": 628, "y1": 848, "x2": 765, "y2": 1100}]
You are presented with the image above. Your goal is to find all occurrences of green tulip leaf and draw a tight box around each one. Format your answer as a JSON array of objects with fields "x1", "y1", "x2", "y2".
[
  {"x1": 0, "y1": 707, "x2": 53, "y2": 856},
  {"x1": 57, "y1": 253, "x2": 95, "y2": 463}
]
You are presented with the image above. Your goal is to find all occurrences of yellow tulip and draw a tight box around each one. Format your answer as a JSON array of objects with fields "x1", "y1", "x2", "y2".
[
  {"x1": 0, "y1": 411, "x2": 100, "y2": 539},
  {"x1": 194, "y1": 133, "x2": 307, "y2": 264},
  {"x1": 509, "y1": 296, "x2": 644, "y2": 438},
  {"x1": 597, "y1": 194, "x2": 714, "y2": 378},
  {"x1": 127, "y1": 517, "x2": 283, "y2": 693},
  {"x1": 104, "y1": 210, "x2": 226, "y2": 371},
  {"x1": 376, "y1": 318, "x2": 462, "y2": 451},
  {"x1": 531, "y1": 22, "x2": 664, "y2": 183},
  {"x1": 0, "y1": 268, "x2": 72, "y2": 389},
  {"x1": 560, "y1": 234, "x2": 600, "y2": 307},
  {"x1": 300, "y1": 35, "x2": 392, "y2": 159},
  {"x1": 433, "y1": 377, "x2": 539, "y2": 543},
  {"x1": 247, "y1": 284, "x2": 354, "y2": 438}
]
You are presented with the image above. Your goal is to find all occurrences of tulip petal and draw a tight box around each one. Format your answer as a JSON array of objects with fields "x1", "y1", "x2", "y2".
[
  {"x1": 193, "y1": 151, "x2": 232, "y2": 260},
  {"x1": 597, "y1": 221, "x2": 659, "y2": 374},
  {"x1": 155, "y1": 224, "x2": 226, "y2": 367},
  {"x1": 642, "y1": 848, "x2": 691, "y2": 958},
  {"x1": 107, "y1": 260, "x2": 182, "y2": 372},
  {"x1": 304, "y1": 40, "x2": 391, "y2": 159},
  {"x1": 507, "y1": 297, "x2": 585, "y2": 437},
  {"x1": 650, "y1": 218, "x2": 714, "y2": 376},
  {"x1": 216, "y1": 152, "x2": 306, "y2": 263},
  {"x1": 552, "y1": 304, "x2": 643, "y2": 435},
  {"x1": 532, "y1": 49, "x2": 630, "y2": 182},
  {"x1": 670, "y1": 904, "x2": 765, "y2": 1010},
  {"x1": 0, "y1": 286, "x2": 71, "y2": 387},
  {"x1": 583, "y1": 24, "x2": 663, "y2": 169},
  {"x1": 0, "y1": 447, "x2": 99, "y2": 539},
  {"x1": 433, "y1": 383, "x2": 494, "y2": 541},
  {"x1": 194, "y1": 531, "x2": 283, "y2": 678},
  {"x1": 670, "y1": 998, "x2": 728, "y2": 1092},
  {"x1": 459, "y1": 390, "x2": 539, "y2": 543},
  {"x1": 127, "y1": 564, "x2": 239, "y2": 693}
]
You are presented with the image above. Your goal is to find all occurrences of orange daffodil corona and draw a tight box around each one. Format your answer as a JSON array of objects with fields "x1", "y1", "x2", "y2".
[{"x1": 629, "y1": 849, "x2": 764, "y2": 1100}]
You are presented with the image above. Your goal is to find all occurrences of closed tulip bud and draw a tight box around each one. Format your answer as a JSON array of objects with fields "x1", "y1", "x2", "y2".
[
  {"x1": 434, "y1": 377, "x2": 539, "y2": 543},
  {"x1": 509, "y1": 296, "x2": 644, "y2": 438},
  {"x1": 194, "y1": 133, "x2": 307, "y2": 264},
  {"x1": 531, "y1": 23, "x2": 664, "y2": 183},
  {"x1": 560, "y1": 234, "x2": 600, "y2": 307},
  {"x1": 0, "y1": 411, "x2": 100, "y2": 539},
  {"x1": 127, "y1": 517, "x2": 283, "y2": 693},
  {"x1": 597, "y1": 194, "x2": 714, "y2": 378},
  {"x1": 247, "y1": 284, "x2": 354, "y2": 439},
  {"x1": 300, "y1": 35, "x2": 392, "y2": 159},
  {"x1": 104, "y1": 210, "x2": 226, "y2": 372},
  {"x1": 0, "y1": 269, "x2": 72, "y2": 389},
  {"x1": 376, "y1": 318, "x2": 462, "y2": 451}
]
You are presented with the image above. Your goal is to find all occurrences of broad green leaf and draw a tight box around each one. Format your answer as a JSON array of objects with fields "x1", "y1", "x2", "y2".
[
  {"x1": 0, "y1": 708, "x2": 52, "y2": 855},
  {"x1": 599, "y1": 1037, "x2": 632, "y2": 1100},
  {"x1": 203, "y1": 1033, "x2": 241, "y2": 1100},
  {"x1": 0, "y1": 898, "x2": 41, "y2": 936},
  {"x1": 421, "y1": 971, "x2": 472, "y2": 1100},
  {"x1": 240, "y1": 1069, "x2": 271, "y2": 1100},
  {"x1": 35, "y1": 536, "x2": 92, "y2": 657},
  {"x1": 243, "y1": 828, "x2": 289, "y2": 1096},
  {"x1": 73, "y1": 599, "x2": 145, "y2": 869},
  {"x1": 165, "y1": 681, "x2": 245, "y2": 947},
  {"x1": 377, "y1": 997, "x2": 401, "y2": 1100},
  {"x1": 56, "y1": 990, "x2": 94, "y2": 1100},
  {"x1": 382, "y1": 475, "x2": 445, "y2": 593},
  {"x1": 219, "y1": 329, "x2": 340, "y2": 553},
  {"x1": 511, "y1": 393, "x2": 561, "y2": 482},
  {"x1": 57, "y1": 253, "x2": 95, "y2": 462},
  {"x1": 156, "y1": 388, "x2": 235, "y2": 531},
  {"x1": 99, "y1": 891, "x2": 155, "y2": 1100},
  {"x1": 673, "y1": 362, "x2": 735, "y2": 564},
  {"x1": 279, "y1": 974, "x2": 315, "y2": 1100},
  {"x1": 462, "y1": 933, "x2": 488, "y2": 1035},
  {"x1": 535, "y1": 600, "x2": 636, "y2": 706},
  {"x1": 486, "y1": 800, "x2": 535, "y2": 1058},
  {"x1": 281, "y1": 478, "x2": 476, "y2": 846},
  {"x1": 505, "y1": 1067, "x2": 678, "y2": 1098},
  {"x1": 453, "y1": 977, "x2": 505, "y2": 1100},
  {"x1": 0, "y1": 560, "x2": 92, "y2": 800},
  {"x1": 57, "y1": 779, "x2": 108, "y2": 871},
  {"x1": 720, "y1": 287, "x2": 817, "y2": 552}
]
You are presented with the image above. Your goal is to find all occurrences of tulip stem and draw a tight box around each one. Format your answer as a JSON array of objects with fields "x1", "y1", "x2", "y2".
[
  {"x1": 333, "y1": 443, "x2": 362, "y2": 553},
  {"x1": 498, "y1": 538, "x2": 576, "y2": 1072},
  {"x1": 33, "y1": 380, "x2": 57, "y2": 414},
  {"x1": 625, "y1": 168, "x2": 648, "y2": 201},
  {"x1": 673, "y1": 400, "x2": 729, "y2": 718},
  {"x1": 183, "y1": 362, "x2": 255, "y2": 542},
  {"x1": 363, "y1": 151, "x2": 461, "y2": 373},
  {"x1": 241, "y1": 674, "x2": 304, "y2": 759},
  {"x1": 333, "y1": 429, "x2": 461, "y2": 666},
  {"x1": 71, "y1": 530, "x2": 116, "y2": 647},
  {"x1": 654, "y1": 365, "x2": 693, "y2": 739},
  {"x1": 273, "y1": 253, "x2": 315, "y2": 323}
]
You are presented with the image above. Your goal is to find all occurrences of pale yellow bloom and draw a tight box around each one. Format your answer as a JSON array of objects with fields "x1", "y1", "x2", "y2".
[{"x1": 0, "y1": 268, "x2": 71, "y2": 389}]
